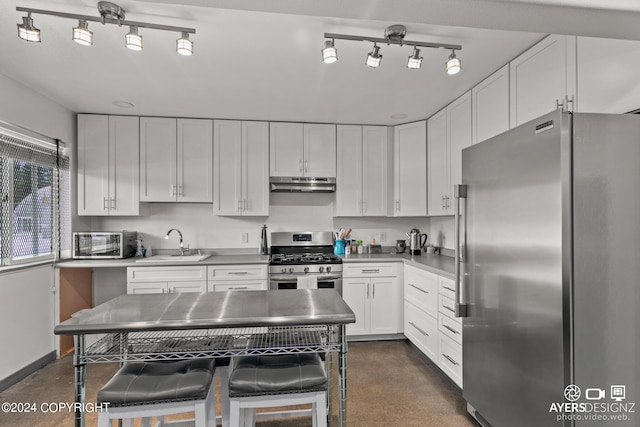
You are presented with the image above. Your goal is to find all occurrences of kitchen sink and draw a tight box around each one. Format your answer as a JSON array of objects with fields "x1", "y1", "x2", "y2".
[{"x1": 135, "y1": 254, "x2": 210, "y2": 263}]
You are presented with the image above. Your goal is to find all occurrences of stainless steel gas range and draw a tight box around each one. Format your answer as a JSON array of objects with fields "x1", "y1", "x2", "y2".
[{"x1": 269, "y1": 231, "x2": 343, "y2": 295}]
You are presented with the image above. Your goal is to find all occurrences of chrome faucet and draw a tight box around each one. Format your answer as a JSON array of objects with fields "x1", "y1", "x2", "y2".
[{"x1": 165, "y1": 228, "x2": 187, "y2": 255}]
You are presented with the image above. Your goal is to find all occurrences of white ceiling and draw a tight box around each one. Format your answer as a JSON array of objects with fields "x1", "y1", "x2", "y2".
[{"x1": 2, "y1": 1, "x2": 640, "y2": 125}]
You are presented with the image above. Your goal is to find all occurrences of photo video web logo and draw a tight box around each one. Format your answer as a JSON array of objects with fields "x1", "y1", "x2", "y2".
[{"x1": 550, "y1": 384, "x2": 635, "y2": 423}]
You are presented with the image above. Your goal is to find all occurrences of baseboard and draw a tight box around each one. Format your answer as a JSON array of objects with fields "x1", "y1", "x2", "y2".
[
  {"x1": 347, "y1": 333, "x2": 405, "y2": 342},
  {"x1": 0, "y1": 351, "x2": 56, "y2": 392}
]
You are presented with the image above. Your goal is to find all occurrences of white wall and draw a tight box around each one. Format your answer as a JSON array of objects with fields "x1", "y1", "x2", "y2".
[
  {"x1": 429, "y1": 216, "x2": 455, "y2": 250},
  {"x1": 92, "y1": 193, "x2": 430, "y2": 252},
  {"x1": 0, "y1": 72, "x2": 76, "y2": 382}
]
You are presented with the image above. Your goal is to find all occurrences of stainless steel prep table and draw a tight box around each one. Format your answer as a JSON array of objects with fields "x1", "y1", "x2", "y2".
[{"x1": 54, "y1": 289, "x2": 355, "y2": 427}]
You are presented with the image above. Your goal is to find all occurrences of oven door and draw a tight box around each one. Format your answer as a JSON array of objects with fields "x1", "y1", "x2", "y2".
[{"x1": 269, "y1": 273, "x2": 343, "y2": 296}]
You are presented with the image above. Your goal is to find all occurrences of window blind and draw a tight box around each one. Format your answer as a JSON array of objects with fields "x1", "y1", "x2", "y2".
[{"x1": 0, "y1": 126, "x2": 69, "y2": 266}]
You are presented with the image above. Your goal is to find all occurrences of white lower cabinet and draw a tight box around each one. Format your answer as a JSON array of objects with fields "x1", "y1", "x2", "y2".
[
  {"x1": 127, "y1": 266, "x2": 208, "y2": 294},
  {"x1": 207, "y1": 264, "x2": 268, "y2": 291},
  {"x1": 403, "y1": 265, "x2": 463, "y2": 388},
  {"x1": 342, "y1": 263, "x2": 402, "y2": 337}
]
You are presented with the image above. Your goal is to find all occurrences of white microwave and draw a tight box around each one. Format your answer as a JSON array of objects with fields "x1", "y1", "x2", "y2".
[{"x1": 72, "y1": 231, "x2": 137, "y2": 259}]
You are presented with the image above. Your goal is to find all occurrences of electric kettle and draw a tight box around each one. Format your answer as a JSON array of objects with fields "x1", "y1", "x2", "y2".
[{"x1": 406, "y1": 228, "x2": 428, "y2": 255}]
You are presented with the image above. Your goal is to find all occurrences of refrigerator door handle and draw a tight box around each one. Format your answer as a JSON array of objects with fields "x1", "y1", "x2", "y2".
[{"x1": 454, "y1": 184, "x2": 468, "y2": 317}]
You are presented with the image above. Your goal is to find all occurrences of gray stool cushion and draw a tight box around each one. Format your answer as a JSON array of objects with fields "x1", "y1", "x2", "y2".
[
  {"x1": 97, "y1": 359, "x2": 216, "y2": 406},
  {"x1": 229, "y1": 353, "x2": 327, "y2": 397}
]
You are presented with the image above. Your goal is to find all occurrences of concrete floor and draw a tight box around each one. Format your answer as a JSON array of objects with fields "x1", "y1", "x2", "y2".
[{"x1": 0, "y1": 340, "x2": 477, "y2": 427}]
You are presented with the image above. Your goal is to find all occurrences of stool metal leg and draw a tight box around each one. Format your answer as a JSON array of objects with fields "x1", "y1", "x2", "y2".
[
  {"x1": 73, "y1": 334, "x2": 86, "y2": 427},
  {"x1": 338, "y1": 324, "x2": 347, "y2": 427}
]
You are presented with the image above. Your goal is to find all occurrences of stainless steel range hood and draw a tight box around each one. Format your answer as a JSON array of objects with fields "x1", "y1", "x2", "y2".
[{"x1": 269, "y1": 177, "x2": 336, "y2": 193}]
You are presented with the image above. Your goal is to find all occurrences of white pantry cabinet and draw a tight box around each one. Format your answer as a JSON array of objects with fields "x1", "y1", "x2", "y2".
[
  {"x1": 392, "y1": 121, "x2": 427, "y2": 216},
  {"x1": 214, "y1": 120, "x2": 269, "y2": 216},
  {"x1": 342, "y1": 263, "x2": 402, "y2": 336},
  {"x1": 427, "y1": 92, "x2": 472, "y2": 216},
  {"x1": 509, "y1": 34, "x2": 577, "y2": 127},
  {"x1": 140, "y1": 117, "x2": 213, "y2": 202},
  {"x1": 269, "y1": 122, "x2": 336, "y2": 178},
  {"x1": 335, "y1": 125, "x2": 389, "y2": 216},
  {"x1": 77, "y1": 114, "x2": 139, "y2": 216},
  {"x1": 472, "y1": 65, "x2": 510, "y2": 144},
  {"x1": 126, "y1": 266, "x2": 208, "y2": 294}
]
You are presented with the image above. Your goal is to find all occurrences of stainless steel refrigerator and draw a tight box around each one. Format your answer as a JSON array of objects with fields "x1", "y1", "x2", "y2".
[{"x1": 455, "y1": 109, "x2": 639, "y2": 427}]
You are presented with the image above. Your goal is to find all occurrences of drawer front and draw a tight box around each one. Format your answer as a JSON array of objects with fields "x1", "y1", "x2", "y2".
[
  {"x1": 439, "y1": 334, "x2": 463, "y2": 388},
  {"x1": 212, "y1": 281, "x2": 268, "y2": 292},
  {"x1": 439, "y1": 313, "x2": 463, "y2": 344},
  {"x1": 343, "y1": 262, "x2": 399, "y2": 278},
  {"x1": 404, "y1": 266, "x2": 438, "y2": 318},
  {"x1": 207, "y1": 264, "x2": 268, "y2": 280},
  {"x1": 404, "y1": 301, "x2": 438, "y2": 363},
  {"x1": 438, "y1": 276, "x2": 456, "y2": 300},
  {"x1": 128, "y1": 266, "x2": 207, "y2": 282},
  {"x1": 438, "y1": 294, "x2": 461, "y2": 324}
]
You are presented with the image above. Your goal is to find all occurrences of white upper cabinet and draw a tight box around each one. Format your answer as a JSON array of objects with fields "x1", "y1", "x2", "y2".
[
  {"x1": 472, "y1": 65, "x2": 510, "y2": 144},
  {"x1": 77, "y1": 114, "x2": 139, "y2": 216},
  {"x1": 393, "y1": 121, "x2": 427, "y2": 217},
  {"x1": 510, "y1": 35, "x2": 577, "y2": 127},
  {"x1": 269, "y1": 122, "x2": 336, "y2": 177},
  {"x1": 214, "y1": 120, "x2": 269, "y2": 216},
  {"x1": 140, "y1": 117, "x2": 213, "y2": 202},
  {"x1": 335, "y1": 125, "x2": 388, "y2": 217},
  {"x1": 576, "y1": 36, "x2": 640, "y2": 114},
  {"x1": 427, "y1": 92, "x2": 471, "y2": 216}
]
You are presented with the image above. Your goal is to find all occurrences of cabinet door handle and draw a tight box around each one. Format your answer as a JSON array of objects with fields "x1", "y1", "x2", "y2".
[
  {"x1": 363, "y1": 200, "x2": 367, "y2": 214},
  {"x1": 395, "y1": 200, "x2": 400, "y2": 211},
  {"x1": 178, "y1": 184, "x2": 183, "y2": 196},
  {"x1": 442, "y1": 286, "x2": 456, "y2": 293},
  {"x1": 171, "y1": 184, "x2": 177, "y2": 196},
  {"x1": 442, "y1": 195, "x2": 445, "y2": 209},
  {"x1": 372, "y1": 283, "x2": 375, "y2": 298},
  {"x1": 444, "y1": 305, "x2": 456, "y2": 314},
  {"x1": 361, "y1": 269, "x2": 379, "y2": 274},
  {"x1": 103, "y1": 197, "x2": 109, "y2": 210},
  {"x1": 304, "y1": 160, "x2": 308, "y2": 173},
  {"x1": 409, "y1": 321, "x2": 429, "y2": 337},
  {"x1": 366, "y1": 283, "x2": 370, "y2": 298},
  {"x1": 230, "y1": 286, "x2": 249, "y2": 290},
  {"x1": 443, "y1": 324, "x2": 460, "y2": 335},
  {"x1": 299, "y1": 160, "x2": 303, "y2": 172},
  {"x1": 443, "y1": 353, "x2": 460, "y2": 366},
  {"x1": 110, "y1": 198, "x2": 115, "y2": 210},
  {"x1": 229, "y1": 271, "x2": 248, "y2": 275},
  {"x1": 408, "y1": 283, "x2": 428, "y2": 294}
]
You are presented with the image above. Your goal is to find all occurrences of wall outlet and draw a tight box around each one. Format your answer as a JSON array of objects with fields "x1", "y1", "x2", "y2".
[
  {"x1": 379, "y1": 232, "x2": 387, "y2": 243},
  {"x1": 240, "y1": 232, "x2": 248, "y2": 244}
]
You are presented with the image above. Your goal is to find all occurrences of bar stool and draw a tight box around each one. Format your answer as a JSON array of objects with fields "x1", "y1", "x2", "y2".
[
  {"x1": 97, "y1": 359, "x2": 219, "y2": 427},
  {"x1": 228, "y1": 353, "x2": 328, "y2": 427}
]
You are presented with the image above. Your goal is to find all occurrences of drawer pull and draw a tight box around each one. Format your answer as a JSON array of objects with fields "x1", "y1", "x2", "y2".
[
  {"x1": 409, "y1": 321, "x2": 429, "y2": 337},
  {"x1": 444, "y1": 305, "x2": 456, "y2": 314},
  {"x1": 408, "y1": 283, "x2": 428, "y2": 294},
  {"x1": 443, "y1": 353, "x2": 460, "y2": 366},
  {"x1": 228, "y1": 272, "x2": 248, "y2": 275},
  {"x1": 442, "y1": 286, "x2": 455, "y2": 293},
  {"x1": 361, "y1": 269, "x2": 380, "y2": 274},
  {"x1": 443, "y1": 324, "x2": 460, "y2": 335},
  {"x1": 230, "y1": 287, "x2": 249, "y2": 290}
]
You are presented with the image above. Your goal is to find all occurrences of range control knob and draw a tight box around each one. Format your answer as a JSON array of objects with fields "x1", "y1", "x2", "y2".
[
  {"x1": 288, "y1": 267, "x2": 294, "y2": 274},
  {"x1": 327, "y1": 266, "x2": 332, "y2": 273},
  {"x1": 318, "y1": 266, "x2": 324, "y2": 273},
  {"x1": 304, "y1": 266, "x2": 309, "y2": 273},
  {"x1": 281, "y1": 267, "x2": 286, "y2": 274}
]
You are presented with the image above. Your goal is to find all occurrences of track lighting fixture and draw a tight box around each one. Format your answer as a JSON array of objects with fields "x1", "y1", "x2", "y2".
[
  {"x1": 366, "y1": 44, "x2": 382, "y2": 68},
  {"x1": 322, "y1": 39, "x2": 338, "y2": 64},
  {"x1": 16, "y1": 2, "x2": 196, "y2": 56},
  {"x1": 407, "y1": 46, "x2": 423, "y2": 69},
  {"x1": 17, "y1": 13, "x2": 41, "y2": 43},
  {"x1": 323, "y1": 24, "x2": 461, "y2": 74},
  {"x1": 176, "y1": 32, "x2": 194, "y2": 56},
  {"x1": 125, "y1": 26, "x2": 143, "y2": 51},
  {"x1": 446, "y1": 50, "x2": 462, "y2": 75},
  {"x1": 72, "y1": 20, "x2": 93, "y2": 46}
]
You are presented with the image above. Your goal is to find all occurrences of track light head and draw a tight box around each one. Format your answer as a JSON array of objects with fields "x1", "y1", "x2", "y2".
[
  {"x1": 366, "y1": 44, "x2": 382, "y2": 68},
  {"x1": 17, "y1": 14, "x2": 41, "y2": 43},
  {"x1": 407, "y1": 46, "x2": 423, "y2": 69},
  {"x1": 176, "y1": 32, "x2": 194, "y2": 56},
  {"x1": 125, "y1": 26, "x2": 143, "y2": 51},
  {"x1": 72, "y1": 20, "x2": 93, "y2": 46},
  {"x1": 322, "y1": 39, "x2": 338, "y2": 64},
  {"x1": 446, "y1": 50, "x2": 461, "y2": 75}
]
